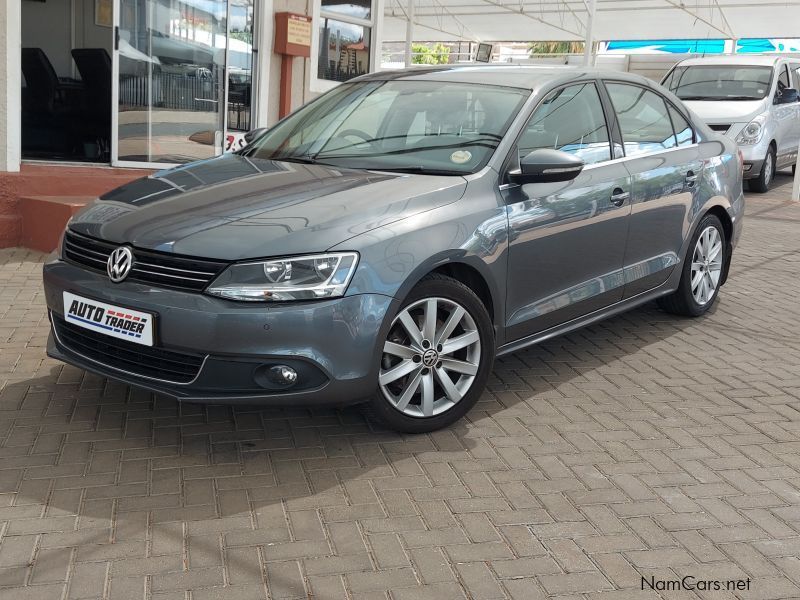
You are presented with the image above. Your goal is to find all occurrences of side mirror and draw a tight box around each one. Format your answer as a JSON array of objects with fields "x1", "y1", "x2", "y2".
[
  {"x1": 775, "y1": 88, "x2": 800, "y2": 105},
  {"x1": 243, "y1": 127, "x2": 268, "y2": 145},
  {"x1": 509, "y1": 149, "x2": 585, "y2": 185}
]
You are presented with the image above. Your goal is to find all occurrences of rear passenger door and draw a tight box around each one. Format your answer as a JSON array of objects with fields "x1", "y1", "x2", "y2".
[{"x1": 603, "y1": 81, "x2": 704, "y2": 297}]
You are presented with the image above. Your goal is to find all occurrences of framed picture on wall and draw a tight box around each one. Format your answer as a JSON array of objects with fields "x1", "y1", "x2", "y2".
[{"x1": 95, "y1": 0, "x2": 112, "y2": 27}]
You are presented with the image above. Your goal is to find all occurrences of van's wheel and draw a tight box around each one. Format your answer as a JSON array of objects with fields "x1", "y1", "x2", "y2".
[
  {"x1": 372, "y1": 274, "x2": 494, "y2": 433},
  {"x1": 748, "y1": 147, "x2": 775, "y2": 193},
  {"x1": 658, "y1": 214, "x2": 726, "y2": 317}
]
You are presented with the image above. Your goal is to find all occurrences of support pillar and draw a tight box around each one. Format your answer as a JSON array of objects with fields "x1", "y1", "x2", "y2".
[
  {"x1": 583, "y1": 0, "x2": 597, "y2": 67},
  {"x1": 404, "y1": 0, "x2": 414, "y2": 67},
  {"x1": 1, "y1": 1, "x2": 21, "y2": 173},
  {"x1": 793, "y1": 141, "x2": 800, "y2": 202}
]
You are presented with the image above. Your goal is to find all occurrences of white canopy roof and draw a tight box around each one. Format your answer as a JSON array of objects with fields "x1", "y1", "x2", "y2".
[{"x1": 382, "y1": 0, "x2": 800, "y2": 43}]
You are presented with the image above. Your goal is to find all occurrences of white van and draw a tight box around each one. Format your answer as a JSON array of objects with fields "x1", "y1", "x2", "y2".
[{"x1": 662, "y1": 55, "x2": 800, "y2": 192}]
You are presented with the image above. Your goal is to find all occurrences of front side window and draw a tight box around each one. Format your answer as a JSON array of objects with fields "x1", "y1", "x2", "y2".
[
  {"x1": 606, "y1": 83, "x2": 677, "y2": 157},
  {"x1": 244, "y1": 80, "x2": 529, "y2": 174},
  {"x1": 517, "y1": 83, "x2": 612, "y2": 166},
  {"x1": 664, "y1": 65, "x2": 773, "y2": 101},
  {"x1": 318, "y1": 0, "x2": 373, "y2": 83}
]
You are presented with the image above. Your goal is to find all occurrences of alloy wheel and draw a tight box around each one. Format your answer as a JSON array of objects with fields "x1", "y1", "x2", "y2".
[
  {"x1": 690, "y1": 225, "x2": 723, "y2": 306},
  {"x1": 379, "y1": 297, "x2": 481, "y2": 418},
  {"x1": 764, "y1": 153, "x2": 774, "y2": 187}
]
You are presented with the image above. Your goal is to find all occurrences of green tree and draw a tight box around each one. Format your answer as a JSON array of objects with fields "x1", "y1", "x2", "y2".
[
  {"x1": 412, "y1": 43, "x2": 451, "y2": 65},
  {"x1": 528, "y1": 41, "x2": 584, "y2": 56}
]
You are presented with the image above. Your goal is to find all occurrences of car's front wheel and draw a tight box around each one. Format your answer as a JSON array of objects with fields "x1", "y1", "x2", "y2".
[
  {"x1": 372, "y1": 274, "x2": 494, "y2": 433},
  {"x1": 748, "y1": 146, "x2": 775, "y2": 193}
]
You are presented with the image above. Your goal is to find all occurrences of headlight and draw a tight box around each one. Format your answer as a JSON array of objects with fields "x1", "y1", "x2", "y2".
[
  {"x1": 206, "y1": 252, "x2": 358, "y2": 301},
  {"x1": 735, "y1": 114, "x2": 766, "y2": 145}
]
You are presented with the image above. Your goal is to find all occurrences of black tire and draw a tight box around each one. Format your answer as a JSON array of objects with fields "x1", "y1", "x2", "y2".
[
  {"x1": 658, "y1": 214, "x2": 726, "y2": 317},
  {"x1": 747, "y1": 146, "x2": 775, "y2": 193},
  {"x1": 370, "y1": 273, "x2": 494, "y2": 433}
]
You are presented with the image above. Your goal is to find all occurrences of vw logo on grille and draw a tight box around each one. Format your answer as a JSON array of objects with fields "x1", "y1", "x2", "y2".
[{"x1": 107, "y1": 246, "x2": 133, "y2": 283}]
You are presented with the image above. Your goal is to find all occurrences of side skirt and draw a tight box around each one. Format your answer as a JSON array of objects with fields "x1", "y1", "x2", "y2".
[{"x1": 496, "y1": 281, "x2": 677, "y2": 357}]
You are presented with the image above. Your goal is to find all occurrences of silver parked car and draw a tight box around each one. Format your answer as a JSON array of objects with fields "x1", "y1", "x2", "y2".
[
  {"x1": 43, "y1": 66, "x2": 744, "y2": 432},
  {"x1": 663, "y1": 55, "x2": 800, "y2": 192}
]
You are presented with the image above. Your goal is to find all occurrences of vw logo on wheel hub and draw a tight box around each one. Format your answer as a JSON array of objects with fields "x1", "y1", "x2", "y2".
[
  {"x1": 422, "y1": 349, "x2": 439, "y2": 368},
  {"x1": 107, "y1": 246, "x2": 134, "y2": 283}
]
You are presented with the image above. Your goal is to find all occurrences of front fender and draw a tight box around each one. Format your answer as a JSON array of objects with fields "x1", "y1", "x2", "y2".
[{"x1": 332, "y1": 199, "x2": 510, "y2": 340}]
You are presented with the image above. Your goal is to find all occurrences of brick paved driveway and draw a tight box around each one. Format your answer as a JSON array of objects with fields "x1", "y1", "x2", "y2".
[{"x1": 1, "y1": 175, "x2": 800, "y2": 600}]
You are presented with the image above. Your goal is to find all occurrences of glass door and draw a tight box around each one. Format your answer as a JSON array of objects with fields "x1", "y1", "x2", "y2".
[{"x1": 112, "y1": 0, "x2": 228, "y2": 166}]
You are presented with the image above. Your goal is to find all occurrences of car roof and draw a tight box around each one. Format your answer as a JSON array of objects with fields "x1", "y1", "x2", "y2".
[
  {"x1": 352, "y1": 64, "x2": 656, "y2": 91},
  {"x1": 677, "y1": 55, "x2": 785, "y2": 67}
]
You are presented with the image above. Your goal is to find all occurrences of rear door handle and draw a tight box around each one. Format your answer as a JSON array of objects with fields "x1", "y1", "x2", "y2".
[
  {"x1": 610, "y1": 188, "x2": 629, "y2": 206},
  {"x1": 685, "y1": 171, "x2": 698, "y2": 186}
]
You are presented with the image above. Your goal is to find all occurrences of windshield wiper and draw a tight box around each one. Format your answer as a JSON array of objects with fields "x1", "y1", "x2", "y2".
[
  {"x1": 274, "y1": 155, "x2": 318, "y2": 164},
  {"x1": 370, "y1": 166, "x2": 465, "y2": 176},
  {"x1": 680, "y1": 95, "x2": 760, "y2": 101}
]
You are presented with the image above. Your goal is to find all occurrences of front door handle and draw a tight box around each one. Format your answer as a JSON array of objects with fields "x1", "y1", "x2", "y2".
[
  {"x1": 685, "y1": 171, "x2": 698, "y2": 187},
  {"x1": 610, "y1": 188, "x2": 629, "y2": 207}
]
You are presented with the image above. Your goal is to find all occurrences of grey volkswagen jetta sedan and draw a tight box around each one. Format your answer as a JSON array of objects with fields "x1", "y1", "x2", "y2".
[{"x1": 43, "y1": 66, "x2": 744, "y2": 432}]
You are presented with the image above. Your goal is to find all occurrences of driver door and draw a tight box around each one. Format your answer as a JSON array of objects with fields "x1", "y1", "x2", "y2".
[{"x1": 501, "y1": 82, "x2": 632, "y2": 342}]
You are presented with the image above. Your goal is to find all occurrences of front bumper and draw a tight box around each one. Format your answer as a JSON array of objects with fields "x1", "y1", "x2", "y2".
[
  {"x1": 738, "y1": 139, "x2": 770, "y2": 180},
  {"x1": 43, "y1": 258, "x2": 396, "y2": 405},
  {"x1": 742, "y1": 158, "x2": 765, "y2": 180}
]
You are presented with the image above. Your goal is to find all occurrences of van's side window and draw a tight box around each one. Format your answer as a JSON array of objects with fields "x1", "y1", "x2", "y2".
[
  {"x1": 778, "y1": 66, "x2": 791, "y2": 92},
  {"x1": 791, "y1": 64, "x2": 800, "y2": 90}
]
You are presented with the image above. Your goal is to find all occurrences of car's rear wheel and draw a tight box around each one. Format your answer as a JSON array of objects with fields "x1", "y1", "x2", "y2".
[
  {"x1": 372, "y1": 274, "x2": 494, "y2": 433},
  {"x1": 748, "y1": 146, "x2": 775, "y2": 193},
  {"x1": 658, "y1": 214, "x2": 726, "y2": 317}
]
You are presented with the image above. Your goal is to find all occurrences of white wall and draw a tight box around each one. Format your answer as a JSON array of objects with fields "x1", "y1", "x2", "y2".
[{"x1": 1, "y1": 1, "x2": 21, "y2": 172}]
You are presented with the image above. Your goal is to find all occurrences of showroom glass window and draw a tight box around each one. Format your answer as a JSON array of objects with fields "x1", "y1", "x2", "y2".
[
  {"x1": 606, "y1": 83, "x2": 681, "y2": 157},
  {"x1": 517, "y1": 83, "x2": 613, "y2": 165},
  {"x1": 317, "y1": 0, "x2": 374, "y2": 83}
]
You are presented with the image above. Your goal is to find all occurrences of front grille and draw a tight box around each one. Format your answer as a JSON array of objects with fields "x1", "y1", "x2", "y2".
[
  {"x1": 53, "y1": 314, "x2": 205, "y2": 384},
  {"x1": 63, "y1": 230, "x2": 228, "y2": 292},
  {"x1": 708, "y1": 124, "x2": 731, "y2": 133}
]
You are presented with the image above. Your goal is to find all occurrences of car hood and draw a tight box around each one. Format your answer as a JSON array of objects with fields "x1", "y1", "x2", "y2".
[
  {"x1": 682, "y1": 99, "x2": 767, "y2": 123},
  {"x1": 69, "y1": 154, "x2": 467, "y2": 260}
]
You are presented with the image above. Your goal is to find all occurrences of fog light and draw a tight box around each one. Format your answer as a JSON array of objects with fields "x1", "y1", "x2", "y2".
[
  {"x1": 267, "y1": 365, "x2": 298, "y2": 387},
  {"x1": 743, "y1": 164, "x2": 752, "y2": 172}
]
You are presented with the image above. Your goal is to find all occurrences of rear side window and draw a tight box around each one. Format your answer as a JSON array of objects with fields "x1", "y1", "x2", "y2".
[
  {"x1": 668, "y1": 106, "x2": 694, "y2": 147},
  {"x1": 517, "y1": 82, "x2": 611, "y2": 165},
  {"x1": 606, "y1": 83, "x2": 678, "y2": 157}
]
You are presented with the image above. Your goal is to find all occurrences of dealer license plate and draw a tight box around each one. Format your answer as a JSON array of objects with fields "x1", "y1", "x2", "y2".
[{"x1": 62, "y1": 292, "x2": 154, "y2": 347}]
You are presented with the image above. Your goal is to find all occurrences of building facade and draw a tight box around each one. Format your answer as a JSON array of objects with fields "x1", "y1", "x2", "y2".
[{"x1": 0, "y1": 0, "x2": 384, "y2": 248}]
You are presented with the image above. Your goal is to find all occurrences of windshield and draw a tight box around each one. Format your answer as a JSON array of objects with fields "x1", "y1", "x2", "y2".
[
  {"x1": 243, "y1": 80, "x2": 530, "y2": 174},
  {"x1": 663, "y1": 65, "x2": 773, "y2": 101}
]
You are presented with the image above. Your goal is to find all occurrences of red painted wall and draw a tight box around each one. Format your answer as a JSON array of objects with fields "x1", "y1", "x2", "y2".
[{"x1": 0, "y1": 164, "x2": 152, "y2": 249}]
